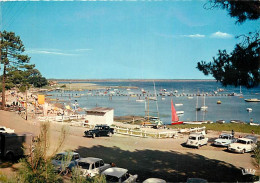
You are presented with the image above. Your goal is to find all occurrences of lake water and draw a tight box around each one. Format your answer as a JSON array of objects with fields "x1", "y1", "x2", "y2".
[{"x1": 47, "y1": 80, "x2": 260, "y2": 125}]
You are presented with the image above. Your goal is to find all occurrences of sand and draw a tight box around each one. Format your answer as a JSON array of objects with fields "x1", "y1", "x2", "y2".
[{"x1": 0, "y1": 110, "x2": 259, "y2": 182}]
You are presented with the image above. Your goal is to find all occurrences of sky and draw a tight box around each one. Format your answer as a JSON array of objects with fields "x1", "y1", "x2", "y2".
[{"x1": 1, "y1": 1, "x2": 260, "y2": 79}]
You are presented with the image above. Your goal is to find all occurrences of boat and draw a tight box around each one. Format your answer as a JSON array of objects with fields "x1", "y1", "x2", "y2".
[
  {"x1": 249, "y1": 122, "x2": 260, "y2": 126},
  {"x1": 230, "y1": 120, "x2": 245, "y2": 124},
  {"x1": 200, "y1": 95, "x2": 208, "y2": 111},
  {"x1": 244, "y1": 98, "x2": 260, "y2": 102},
  {"x1": 216, "y1": 120, "x2": 225, "y2": 124},
  {"x1": 176, "y1": 111, "x2": 184, "y2": 115},
  {"x1": 136, "y1": 99, "x2": 145, "y2": 102},
  {"x1": 175, "y1": 103, "x2": 183, "y2": 106},
  {"x1": 171, "y1": 99, "x2": 183, "y2": 125},
  {"x1": 149, "y1": 97, "x2": 157, "y2": 101},
  {"x1": 246, "y1": 108, "x2": 252, "y2": 112},
  {"x1": 187, "y1": 97, "x2": 193, "y2": 99},
  {"x1": 183, "y1": 121, "x2": 211, "y2": 125},
  {"x1": 217, "y1": 100, "x2": 221, "y2": 104}
]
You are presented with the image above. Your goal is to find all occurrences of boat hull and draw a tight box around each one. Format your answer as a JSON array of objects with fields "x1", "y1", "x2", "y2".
[{"x1": 171, "y1": 121, "x2": 183, "y2": 125}]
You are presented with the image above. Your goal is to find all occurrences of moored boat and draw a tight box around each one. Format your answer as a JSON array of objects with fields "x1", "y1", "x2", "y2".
[
  {"x1": 171, "y1": 99, "x2": 183, "y2": 125},
  {"x1": 244, "y1": 98, "x2": 260, "y2": 102},
  {"x1": 246, "y1": 108, "x2": 252, "y2": 112},
  {"x1": 249, "y1": 122, "x2": 260, "y2": 126},
  {"x1": 230, "y1": 120, "x2": 245, "y2": 124}
]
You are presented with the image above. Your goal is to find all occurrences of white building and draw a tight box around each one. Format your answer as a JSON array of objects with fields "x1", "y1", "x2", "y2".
[{"x1": 85, "y1": 107, "x2": 114, "y2": 126}]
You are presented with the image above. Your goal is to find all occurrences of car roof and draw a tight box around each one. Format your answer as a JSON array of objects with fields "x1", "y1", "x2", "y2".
[
  {"x1": 143, "y1": 178, "x2": 166, "y2": 183},
  {"x1": 78, "y1": 157, "x2": 102, "y2": 163},
  {"x1": 220, "y1": 133, "x2": 232, "y2": 136},
  {"x1": 237, "y1": 138, "x2": 252, "y2": 141},
  {"x1": 102, "y1": 167, "x2": 128, "y2": 178},
  {"x1": 57, "y1": 152, "x2": 79, "y2": 156},
  {"x1": 189, "y1": 133, "x2": 202, "y2": 137}
]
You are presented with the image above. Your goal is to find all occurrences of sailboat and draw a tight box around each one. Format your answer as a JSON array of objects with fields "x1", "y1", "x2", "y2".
[
  {"x1": 200, "y1": 95, "x2": 208, "y2": 111},
  {"x1": 171, "y1": 99, "x2": 183, "y2": 125}
]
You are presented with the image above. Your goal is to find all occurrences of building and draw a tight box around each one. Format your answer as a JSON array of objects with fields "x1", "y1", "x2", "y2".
[{"x1": 85, "y1": 107, "x2": 114, "y2": 126}]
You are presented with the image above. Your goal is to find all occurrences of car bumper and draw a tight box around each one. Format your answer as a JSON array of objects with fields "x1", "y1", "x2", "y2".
[
  {"x1": 186, "y1": 143, "x2": 199, "y2": 147},
  {"x1": 214, "y1": 142, "x2": 228, "y2": 147},
  {"x1": 228, "y1": 147, "x2": 244, "y2": 153}
]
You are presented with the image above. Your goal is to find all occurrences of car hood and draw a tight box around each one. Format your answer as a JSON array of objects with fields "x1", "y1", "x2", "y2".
[{"x1": 215, "y1": 139, "x2": 231, "y2": 144}]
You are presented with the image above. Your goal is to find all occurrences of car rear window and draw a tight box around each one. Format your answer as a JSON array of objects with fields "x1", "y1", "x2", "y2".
[
  {"x1": 78, "y1": 162, "x2": 90, "y2": 169},
  {"x1": 106, "y1": 175, "x2": 119, "y2": 182}
]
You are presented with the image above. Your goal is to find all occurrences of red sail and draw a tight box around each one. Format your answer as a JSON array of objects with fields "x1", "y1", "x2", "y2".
[{"x1": 171, "y1": 99, "x2": 179, "y2": 122}]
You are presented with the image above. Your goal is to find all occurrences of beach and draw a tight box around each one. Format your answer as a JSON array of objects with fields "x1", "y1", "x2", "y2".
[{"x1": 0, "y1": 109, "x2": 259, "y2": 182}]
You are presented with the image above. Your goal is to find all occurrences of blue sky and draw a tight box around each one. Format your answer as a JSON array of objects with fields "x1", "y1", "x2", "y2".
[{"x1": 1, "y1": 1, "x2": 259, "y2": 79}]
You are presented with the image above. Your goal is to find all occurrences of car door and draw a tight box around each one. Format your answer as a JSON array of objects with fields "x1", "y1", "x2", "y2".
[{"x1": 93, "y1": 161, "x2": 100, "y2": 175}]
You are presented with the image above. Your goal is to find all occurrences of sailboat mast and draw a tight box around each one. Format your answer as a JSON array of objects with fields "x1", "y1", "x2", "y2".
[{"x1": 153, "y1": 80, "x2": 160, "y2": 120}]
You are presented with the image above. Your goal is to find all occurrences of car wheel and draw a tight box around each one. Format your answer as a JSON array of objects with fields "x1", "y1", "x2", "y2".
[
  {"x1": 108, "y1": 132, "x2": 112, "y2": 137},
  {"x1": 92, "y1": 133, "x2": 96, "y2": 138},
  {"x1": 241, "y1": 149, "x2": 245, "y2": 154},
  {"x1": 6, "y1": 152, "x2": 14, "y2": 161}
]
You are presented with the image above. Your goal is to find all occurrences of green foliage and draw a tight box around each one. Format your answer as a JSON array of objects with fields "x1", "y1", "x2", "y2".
[
  {"x1": 71, "y1": 168, "x2": 107, "y2": 183},
  {"x1": 205, "y1": 1, "x2": 260, "y2": 24},
  {"x1": 198, "y1": 2, "x2": 260, "y2": 88},
  {"x1": 17, "y1": 123, "x2": 66, "y2": 183},
  {"x1": 169, "y1": 123, "x2": 260, "y2": 134},
  {"x1": 252, "y1": 141, "x2": 260, "y2": 168},
  {"x1": 197, "y1": 32, "x2": 260, "y2": 88},
  {"x1": 61, "y1": 84, "x2": 66, "y2": 88}
]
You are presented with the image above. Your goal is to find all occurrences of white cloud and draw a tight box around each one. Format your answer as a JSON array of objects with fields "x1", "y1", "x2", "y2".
[
  {"x1": 211, "y1": 31, "x2": 233, "y2": 38},
  {"x1": 26, "y1": 49, "x2": 76, "y2": 56},
  {"x1": 74, "y1": 48, "x2": 92, "y2": 52},
  {"x1": 26, "y1": 48, "x2": 92, "y2": 56},
  {"x1": 183, "y1": 34, "x2": 205, "y2": 38}
]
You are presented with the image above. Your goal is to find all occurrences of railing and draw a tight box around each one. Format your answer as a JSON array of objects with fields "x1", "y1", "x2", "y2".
[{"x1": 114, "y1": 126, "x2": 178, "y2": 139}]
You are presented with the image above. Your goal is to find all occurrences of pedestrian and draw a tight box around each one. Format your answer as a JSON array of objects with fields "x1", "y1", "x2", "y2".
[{"x1": 231, "y1": 129, "x2": 234, "y2": 136}]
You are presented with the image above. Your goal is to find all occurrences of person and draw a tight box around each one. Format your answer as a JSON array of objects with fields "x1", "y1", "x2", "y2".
[
  {"x1": 231, "y1": 129, "x2": 234, "y2": 136},
  {"x1": 252, "y1": 130, "x2": 255, "y2": 134}
]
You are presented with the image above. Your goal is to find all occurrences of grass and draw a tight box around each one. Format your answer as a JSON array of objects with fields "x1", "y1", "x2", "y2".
[{"x1": 167, "y1": 123, "x2": 260, "y2": 135}]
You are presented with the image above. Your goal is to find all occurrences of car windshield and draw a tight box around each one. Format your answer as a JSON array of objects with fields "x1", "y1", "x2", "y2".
[
  {"x1": 105, "y1": 175, "x2": 120, "y2": 182},
  {"x1": 237, "y1": 140, "x2": 247, "y2": 144},
  {"x1": 220, "y1": 135, "x2": 230, "y2": 139},
  {"x1": 78, "y1": 162, "x2": 90, "y2": 169},
  {"x1": 189, "y1": 136, "x2": 196, "y2": 140},
  {"x1": 54, "y1": 154, "x2": 64, "y2": 161}
]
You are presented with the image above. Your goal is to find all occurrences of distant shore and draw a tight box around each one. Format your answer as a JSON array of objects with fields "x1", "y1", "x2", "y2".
[{"x1": 49, "y1": 79, "x2": 217, "y2": 83}]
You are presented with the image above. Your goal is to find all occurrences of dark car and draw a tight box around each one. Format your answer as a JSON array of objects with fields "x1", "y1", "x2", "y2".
[{"x1": 84, "y1": 125, "x2": 114, "y2": 138}]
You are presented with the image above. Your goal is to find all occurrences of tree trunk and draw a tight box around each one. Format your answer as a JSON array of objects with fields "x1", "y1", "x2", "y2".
[{"x1": 1, "y1": 64, "x2": 6, "y2": 110}]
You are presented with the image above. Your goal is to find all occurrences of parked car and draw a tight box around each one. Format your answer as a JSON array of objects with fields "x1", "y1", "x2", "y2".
[
  {"x1": 0, "y1": 126, "x2": 15, "y2": 133},
  {"x1": 213, "y1": 133, "x2": 236, "y2": 147},
  {"x1": 228, "y1": 135, "x2": 257, "y2": 154},
  {"x1": 52, "y1": 152, "x2": 80, "y2": 174},
  {"x1": 186, "y1": 133, "x2": 208, "y2": 148},
  {"x1": 84, "y1": 125, "x2": 114, "y2": 138},
  {"x1": 102, "y1": 167, "x2": 138, "y2": 183},
  {"x1": 143, "y1": 178, "x2": 166, "y2": 183},
  {"x1": 187, "y1": 178, "x2": 208, "y2": 183},
  {"x1": 0, "y1": 132, "x2": 34, "y2": 160},
  {"x1": 76, "y1": 157, "x2": 111, "y2": 177}
]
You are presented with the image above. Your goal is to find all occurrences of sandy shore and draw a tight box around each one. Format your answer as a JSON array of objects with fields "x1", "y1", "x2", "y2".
[{"x1": 0, "y1": 110, "x2": 258, "y2": 182}]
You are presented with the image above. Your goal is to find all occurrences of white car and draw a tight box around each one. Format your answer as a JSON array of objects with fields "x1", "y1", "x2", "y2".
[
  {"x1": 186, "y1": 133, "x2": 208, "y2": 148},
  {"x1": 228, "y1": 136, "x2": 257, "y2": 154},
  {"x1": 213, "y1": 133, "x2": 236, "y2": 147},
  {"x1": 143, "y1": 178, "x2": 166, "y2": 183},
  {"x1": 76, "y1": 157, "x2": 111, "y2": 177},
  {"x1": 0, "y1": 126, "x2": 14, "y2": 133},
  {"x1": 102, "y1": 167, "x2": 138, "y2": 183}
]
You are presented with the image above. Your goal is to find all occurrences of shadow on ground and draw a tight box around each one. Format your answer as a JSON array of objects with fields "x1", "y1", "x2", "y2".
[{"x1": 75, "y1": 145, "x2": 246, "y2": 182}]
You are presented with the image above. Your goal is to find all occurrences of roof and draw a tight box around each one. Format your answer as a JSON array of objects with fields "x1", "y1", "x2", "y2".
[
  {"x1": 57, "y1": 152, "x2": 79, "y2": 156},
  {"x1": 220, "y1": 133, "x2": 233, "y2": 136},
  {"x1": 78, "y1": 157, "x2": 102, "y2": 164},
  {"x1": 143, "y1": 178, "x2": 166, "y2": 183},
  {"x1": 102, "y1": 167, "x2": 128, "y2": 178},
  {"x1": 86, "y1": 107, "x2": 114, "y2": 114},
  {"x1": 237, "y1": 138, "x2": 253, "y2": 142}
]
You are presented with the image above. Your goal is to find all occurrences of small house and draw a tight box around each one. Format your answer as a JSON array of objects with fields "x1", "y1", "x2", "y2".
[{"x1": 85, "y1": 107, "x2": 114, "y2": 126}]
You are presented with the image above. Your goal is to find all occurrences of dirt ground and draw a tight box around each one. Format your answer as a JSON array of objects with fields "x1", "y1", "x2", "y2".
[{"x1": 0, "y1": 110, "x2": 259, "y2": 182}]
